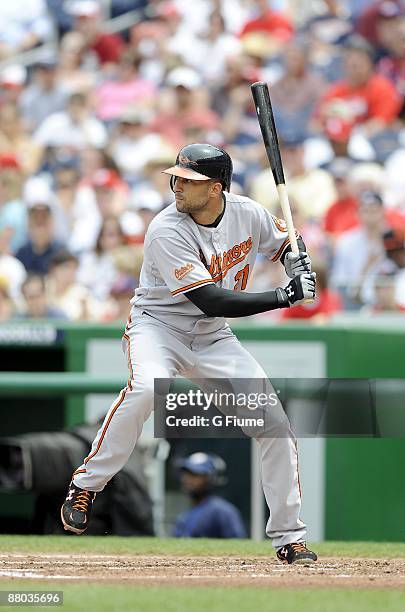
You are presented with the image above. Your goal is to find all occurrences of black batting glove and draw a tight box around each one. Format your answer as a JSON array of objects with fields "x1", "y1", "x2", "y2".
[{"x1": 276, "y1": 273, "x2": 316, "y2": 307}]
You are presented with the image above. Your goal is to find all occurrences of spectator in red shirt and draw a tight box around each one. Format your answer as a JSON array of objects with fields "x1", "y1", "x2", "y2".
[
  {"x1": 323, "y1": 157, "x2": 360, "y2": 241},
  {"x1": 239, "y1": 0, "x2": 294, "y2": 42},
  {"x1": 66, "y1": 0, "x2": 125, "y2": 67},
  {"x1": 315, "y1": 34, "x2": 402, "y2": 149}
]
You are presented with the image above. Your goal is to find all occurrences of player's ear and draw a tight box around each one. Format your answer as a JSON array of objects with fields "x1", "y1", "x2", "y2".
[{"x1": 209, "y1": 180, "x2": 222, "y2": 197}]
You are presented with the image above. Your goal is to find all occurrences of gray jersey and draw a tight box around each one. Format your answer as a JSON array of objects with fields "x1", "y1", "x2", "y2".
[{"x1": 130, "y1": 191, "x2": 292, "y2": 331}]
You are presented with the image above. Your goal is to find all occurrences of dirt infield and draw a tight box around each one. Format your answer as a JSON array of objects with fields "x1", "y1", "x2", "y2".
[{"x1": 1, "y1": 553, "x2": 404, "y2": 589}]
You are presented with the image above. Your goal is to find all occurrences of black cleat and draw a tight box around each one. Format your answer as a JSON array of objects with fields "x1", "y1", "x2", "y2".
[
  {"x1": 61, "y1": 482, "x2": 96, "y2": 534},
  {"x1": 276, "y1": 541, "x2": 318, "y2": 565}
]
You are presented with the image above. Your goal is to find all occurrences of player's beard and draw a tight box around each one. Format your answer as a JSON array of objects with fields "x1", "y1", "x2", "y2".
[{"x1": 175, "y1": 197, "x2": 208, "y2": 214}]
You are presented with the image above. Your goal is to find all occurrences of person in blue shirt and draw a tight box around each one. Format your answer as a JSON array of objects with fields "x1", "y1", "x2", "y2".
[{"x1": 173, "y1": 452, "x2": 246, "y2": 539}]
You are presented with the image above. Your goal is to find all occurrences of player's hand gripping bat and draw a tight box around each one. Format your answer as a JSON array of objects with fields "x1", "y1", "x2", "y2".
[{"x1": 251, "y1": 81, "x2": 315, "y2": 303}]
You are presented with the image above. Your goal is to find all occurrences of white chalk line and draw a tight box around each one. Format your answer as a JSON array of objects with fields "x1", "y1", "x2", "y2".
[{"x1": 0, "y1": 568, "x2": 393, "y2": 582}]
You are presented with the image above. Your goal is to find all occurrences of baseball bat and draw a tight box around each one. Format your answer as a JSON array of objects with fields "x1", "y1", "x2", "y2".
[
  {"x1": 251, "y1": 81, "x2": 314, "y2": 304},
  {"x1": 250, "y1": 81, "x2": 299, "y2": 254}
]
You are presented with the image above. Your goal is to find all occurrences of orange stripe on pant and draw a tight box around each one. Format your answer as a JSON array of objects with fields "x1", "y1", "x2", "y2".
[
  {"x1": 123, "y1": 333, "x2": 134, "y2": 390},
  {"x1": 72, "y1": 468, "x2": 87, "y2": 477},
  {"x1": 83, "y1": 388, "x2": 127, "y2": 466}
]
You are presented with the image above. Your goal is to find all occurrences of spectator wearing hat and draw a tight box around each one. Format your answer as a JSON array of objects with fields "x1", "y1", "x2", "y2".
[
  {"x1": 315, "y1": 34, "x2": 402, "y2": 152},
  {"x1": 249, "y1": 131, "x2": 336, "y2": 221},
  {"x1": 0, "y1": 65, "x2": 27, "y2": 105},
  {"x1": 95, "y1": 50, "x2": 156, "y2": 122},
  {"x1": 0, "y1": 104, "x2": 43, "y2": 175},
  {"x1": 16, "y1": 179, "x2": 65, "y2": 275},
  {"x1": 323, "y1": 157, "x2": 360, "y2": 241},
  {"x1": 33, "y1": 92, "x2": 108, "y2": 151},
  {"x1": 331, "y1": 190, "x2": 389, "y2": 307},
  {"x1": 18, "y1": 273, "x2": 67, "y2": 319},
  {"x1": 173, "y1": 452, "x2": 246, "y2": 539},
  {"x1": 66, "y1": 0, "x2": 125, "y2": 67},
  {"x1": 20, "y1": 56, "x2": 68, "y2": 131},
  {"x1": 0, "y1": 153, "x2": 27, "y2": 253}
]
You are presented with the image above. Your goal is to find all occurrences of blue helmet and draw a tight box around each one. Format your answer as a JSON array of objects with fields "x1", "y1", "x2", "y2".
[{"x1": 176, "y1": 452, "x2": 227, "y2": 486}]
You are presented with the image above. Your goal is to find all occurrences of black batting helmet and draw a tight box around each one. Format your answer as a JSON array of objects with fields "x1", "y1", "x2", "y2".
[{"x1": 162, "y1": 143, "x2": 233, "y2": 192}]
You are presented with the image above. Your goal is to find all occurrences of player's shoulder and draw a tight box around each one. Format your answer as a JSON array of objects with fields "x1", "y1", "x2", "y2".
[
  {"x1": 145, "y1": 202, "x2": 189, "y2": 242},
  {"x1": 225, "y1": 191, "x2": 265, "y2": 216}
]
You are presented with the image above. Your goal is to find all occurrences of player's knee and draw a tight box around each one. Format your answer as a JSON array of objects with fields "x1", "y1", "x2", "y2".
[
  {"x1": 130, "y1": 376, "x2": 155, "y2": 401},
  {"x1": 129, "y1": 363, "x2": 171, "y2": 406}
]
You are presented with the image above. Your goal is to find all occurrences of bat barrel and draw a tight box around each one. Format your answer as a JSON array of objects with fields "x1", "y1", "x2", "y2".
[{"x1": 251, "y1": 81, "x2": 285, "y2": 186}]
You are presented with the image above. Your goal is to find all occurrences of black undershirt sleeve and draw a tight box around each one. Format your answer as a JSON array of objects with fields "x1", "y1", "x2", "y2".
[
  {"x1": 186, "y1": 283, "x2": 289, "y2": 318},
  {"x1": 279, "y1": 236, "x2": 306, "y2": 266}
]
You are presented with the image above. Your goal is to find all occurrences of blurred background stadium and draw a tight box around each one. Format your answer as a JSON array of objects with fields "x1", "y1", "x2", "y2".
[{"x1": 0, "y1": 0, "x2": 404, "y2": 544}]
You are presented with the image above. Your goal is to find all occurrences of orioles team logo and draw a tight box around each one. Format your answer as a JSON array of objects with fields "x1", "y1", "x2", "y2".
[
  {"x1": 272, "y1": 215, "x2": 288, "y2": 233},
  {"x1": 174, "y1": 263, "x2": 195, "y2": 280},
  {"x1": 178, "y1": 154, "x2": 197, "y2": 166}
]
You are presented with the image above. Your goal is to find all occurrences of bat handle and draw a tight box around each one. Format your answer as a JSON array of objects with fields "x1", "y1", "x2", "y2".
[
  {"x1": 276, "y1": 184, "x2": 314, "y2": 304},
  {"x1": 277, "y1": 184, "x2": 298, "y2": 254}
]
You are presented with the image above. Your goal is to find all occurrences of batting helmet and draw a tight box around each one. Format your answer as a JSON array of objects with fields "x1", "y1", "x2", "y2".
[
  {"x1": 162, "y1": 143, "x2": 233, "y2": 192},
  {"x1": 176, "y1": 452, "x2": 227, "y2": 487}
]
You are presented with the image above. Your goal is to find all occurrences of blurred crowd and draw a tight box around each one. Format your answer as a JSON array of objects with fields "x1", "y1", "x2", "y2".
[{"x1": 0, "y1": 0, "x2": 404, "y2": 323}]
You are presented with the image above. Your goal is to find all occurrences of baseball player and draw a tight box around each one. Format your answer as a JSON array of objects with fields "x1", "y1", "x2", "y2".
[
  {"x1": 61, "y1": 143, "x2": 317, "y2": 565},
  {"x1": 173, "y1": 452, "x2": 246, "y2": 539}
]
